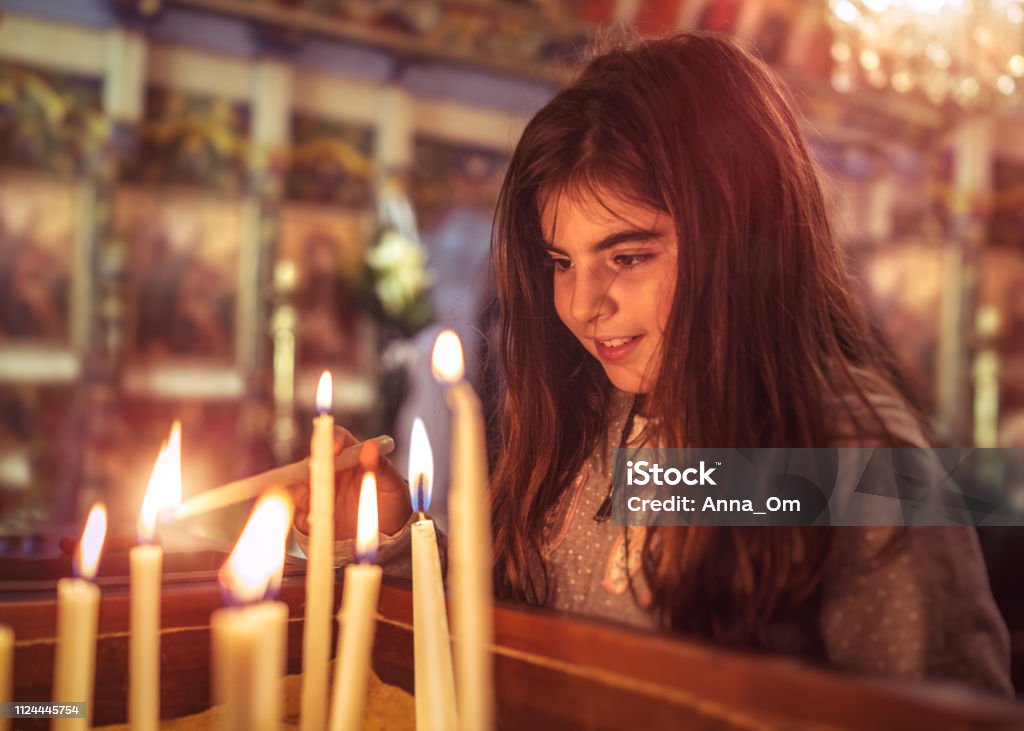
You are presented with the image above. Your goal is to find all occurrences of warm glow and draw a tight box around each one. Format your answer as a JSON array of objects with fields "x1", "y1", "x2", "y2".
[
  {"x1": 828, "y1": 0, "x2": 1021, "y2": 108},
  {"x1": 431, "y1": 329, "x2": 465, "y2": 384},
  {"x1": 408, "y1": 417, "x2": 434, "y2": 513},
  {"x1": 138, "y1": 421, "x2": 183, "y2": 542},
  {"x1": 316, "y1": 371, "x2": 333, "y2": 415},
  {"x1": 356, "y1": 471, "x2": 379, "y2": 563},
  {"x1": 220, "y1": 490, "x2": 293, "y2": 604},
  {"x1": 833, "y1": 0, "x2": 858, "y2": 23},
  {"x1": 859, "y1": 49, "x2": 881, "y2": 71},
  {"x1": 75, "y1": 503, "x2": 108, "y2": 581}
]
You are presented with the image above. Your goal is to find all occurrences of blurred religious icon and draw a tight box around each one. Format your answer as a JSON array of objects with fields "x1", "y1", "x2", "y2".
[
  {"x1": 294, "y1": 228, "x2": 360, "y2": 369},
  {"x1": 278, "y1": 203, "x2": 375, "y2": 378},
  {"x1": 0, "y1": 172, "x2": 76, "y2": 344},
  {"x1": 115, "y1": 186, "x2": 242, "y2": 363}
]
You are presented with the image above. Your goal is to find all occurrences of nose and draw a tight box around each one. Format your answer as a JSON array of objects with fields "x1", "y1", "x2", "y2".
[{"x1": 569, "y1": 264, "x2": 617, "y2": 327}]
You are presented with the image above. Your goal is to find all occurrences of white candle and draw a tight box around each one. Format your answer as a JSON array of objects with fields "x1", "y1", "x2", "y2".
[
  {"x1": 432, "y1": 330, "x2": 494, "y2": 731},
  {"x1": 211, "y1": 602, "x2": 287, "y2": 731},
  {"x1": 211, "y1": 605, "x2": 258, "y2": 731},
  {"x1": 129, "y1": 545, "x2": 160, "y2": 731},
  {"x1": 54, "y1": 503, "x2": 107, "y2": 731},
  {"x1": 251, "y1": 602, "x2": 288, "y2": 729},
  {"x1": 1, "y1": 624, "x2": 13, "y2": 731},
  {"x1": 301, "y1": 371, "x2": 335, "y2": 731},
  {"x1": 328, "y1": 471, "x2": 382, "y2": 731},
  {"x1": 213, "y1": 490, "x2": 293, "y2": 731},
  {"x1": 408, "y1": 418, "x2": 457, "y2": 731},
  {"x1": 131, "y1": 421, "x2": 183, "y2": 731},
  {"x1": 171, "y1": 435, "x2": 395, "y2": 521}
]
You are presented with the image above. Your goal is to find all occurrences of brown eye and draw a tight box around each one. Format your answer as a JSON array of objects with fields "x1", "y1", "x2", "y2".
[
  {"x1": 613, "y1": 253, "x2": 653, "y2": 269},
  {"x1": 546, "y1": 257, "x2": 573, "y2": 271}
]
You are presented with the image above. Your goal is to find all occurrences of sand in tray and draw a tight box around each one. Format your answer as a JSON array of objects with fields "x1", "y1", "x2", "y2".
[{"x1": 98, "y1": 666, "x2": 415, "y2": 731}]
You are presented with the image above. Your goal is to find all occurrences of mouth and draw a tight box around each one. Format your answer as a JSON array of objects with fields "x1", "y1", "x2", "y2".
[{"x1": 593, "y1": 335, "x2": 643, "y2": 362}]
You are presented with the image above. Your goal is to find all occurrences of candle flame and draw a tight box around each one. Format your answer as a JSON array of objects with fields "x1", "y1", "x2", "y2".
[
  {"x1": 219, "y1": 490, "x2": 293, "y2": 604},
  {"x1": 316, "y1": 371, "x2": 333, "y2": 415},
  {"x1": 138, "y1": 421, "x2": 183, "y2": 543},
  {"x1": 356, "y1": 471, "x2": 379, "y2": 563},
  {"x1": 75, "y1": 503, "x2": 108, "y2": 581},
  {"x1": 408, "y1": 417, "x2": 433, "y2": 513},
  {"x1": 431, "y1": 329, "x2": 465, "y2": 383}
]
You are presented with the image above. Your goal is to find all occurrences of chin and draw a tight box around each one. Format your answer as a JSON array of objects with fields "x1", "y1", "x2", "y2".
[{"x1": 603, "y1": 367, "x2": 648, "y2": 395}]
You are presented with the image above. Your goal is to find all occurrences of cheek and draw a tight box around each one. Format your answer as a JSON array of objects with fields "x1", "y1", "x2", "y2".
[
  {"x1": 552, "y1": 275, "x2": 573, "y2": 329},
  {"x1": 654, "y1": 269, "x2": 677, "y2": 332}
]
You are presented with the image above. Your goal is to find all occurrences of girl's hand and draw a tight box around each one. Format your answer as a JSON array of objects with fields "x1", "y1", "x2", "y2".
[{"x1": 290, "y1": 426, "x2": 411, "y2": 538}]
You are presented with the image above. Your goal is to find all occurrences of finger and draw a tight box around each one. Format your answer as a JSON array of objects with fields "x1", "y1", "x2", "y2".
[
  {"x1": 333, "y1": 425, "x2": 358, "y2": 455},
  {"x1": 359, "y1": 439, "x2": 380, "y2": 470},
  {"x1": 377, "y1": 460, "x2": 409, "y2": 493},
  {"x1": 289, "y1": 482, "x2": 310, "y2": 505}
]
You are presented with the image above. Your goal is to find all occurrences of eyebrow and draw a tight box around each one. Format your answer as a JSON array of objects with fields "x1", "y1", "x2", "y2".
[{"x1": 541, "y1": 228, "x2": 663, "y2": 256}]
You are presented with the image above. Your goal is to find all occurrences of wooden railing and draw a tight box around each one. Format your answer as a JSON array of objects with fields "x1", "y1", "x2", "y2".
[{"x1": 3, "y1": 567, "x2": 1022, "y2": 730}]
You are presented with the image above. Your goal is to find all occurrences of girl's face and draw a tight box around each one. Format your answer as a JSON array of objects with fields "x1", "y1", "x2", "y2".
[{"x1": 540, "y1": 187, "x2": 678, "y2": 393}]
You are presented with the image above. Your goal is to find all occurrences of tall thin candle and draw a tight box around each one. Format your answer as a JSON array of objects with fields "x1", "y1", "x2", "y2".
[
  {"x1": 131, "y1": 421, "x2": 182, "y2": 731},
  {"x1": 432, "y1": 330, "x2": 494, "y2": 731},
  {"x1": 301, "y1": 371, "x2": 335, "y2": 731},
  {"x1": 54, "y1": 503, "x2": 107, "y2": 731},
  {"x1": 328, "y1": 461, "x2": 382, "y2": 731},
  {"x1": 408, "y1": 417, "x2": 457, "y2": 731}
]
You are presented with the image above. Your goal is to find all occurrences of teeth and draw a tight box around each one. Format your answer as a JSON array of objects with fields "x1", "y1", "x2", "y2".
[{"x1": 601, "y1": 337, "x2": 635, "y2": 348}]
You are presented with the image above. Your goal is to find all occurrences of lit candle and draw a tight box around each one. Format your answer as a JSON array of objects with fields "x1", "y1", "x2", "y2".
[
  {"x1": 212, "y1": 490, "x2": 292, "y2": 731},
  {"x1": 328, "y1": 468, "x2": 382, "y2": 731},
  {"x1": 54, "y1": 502, "x2": 107, "y2": 731},
  {"x1": 431, "y1": 330, "x2": 494, "y2": 731},
  {"x1": 301, "y1": 371, "x2": 335, "y2": 731},
  {"x1": 0, "y1": 624, "x2": 12, "y2": 731},
  {"x1": 131, "y1": 422, "x2": 182, "y2": 731},
  {"x1": 408, "y1": 417, "x2": 457, "y2": 731}
]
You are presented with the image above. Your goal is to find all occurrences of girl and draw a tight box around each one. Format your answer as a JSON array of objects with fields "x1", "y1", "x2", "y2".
[{"x1": 293, "y1": 32, "x2": 1012, "y2": 696}]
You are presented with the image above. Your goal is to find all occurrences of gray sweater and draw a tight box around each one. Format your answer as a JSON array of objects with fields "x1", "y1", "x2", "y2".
[{"x1": 297, "y1": 388, "x2": 1013, "y2": 697}]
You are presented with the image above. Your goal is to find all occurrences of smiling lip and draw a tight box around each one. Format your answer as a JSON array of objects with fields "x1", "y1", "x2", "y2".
[{"x1": 593, "y1": 335, "x2": 642, "y2": 362}]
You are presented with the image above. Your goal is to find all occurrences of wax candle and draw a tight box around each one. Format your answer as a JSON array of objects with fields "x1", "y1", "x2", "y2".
[
  {"x1": 54, "y1": 502, "x2": 107, "y2": 731},
  {"x1": 129, "y1": 545, "x2": 160, "y2": 730},
  {"x1": 301, "y1": 371, "x2": 335, "y2": 731},
  {"x1": 171, "y1": 435, "x2": 395, "y2": 521},
  {"x1": 408, "y1": 417, "x2": 457, "y2": 731},
  {"x1": 211, "y1": 602, "x2": 287, "y2": 731},
  {"x1": 131, "y1": 422, "x2": 183, "y2": 731},
  {"x1": 213, "y1": 490, "x2": 292, "y2": 731},
  {"x1": 0, "y1": 624, "x2": 12, "y2": 731},
  {"x1": 432, "y1": 329, "x2": 494, "y2": 731},
  {"x1": 328, "y1": 470, "x2": 382, "y2": 731}
]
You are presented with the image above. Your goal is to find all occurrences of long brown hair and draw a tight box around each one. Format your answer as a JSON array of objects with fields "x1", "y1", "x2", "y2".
[{"x1": 489, "y1": 32, "x2": 921, "y2": 646}]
